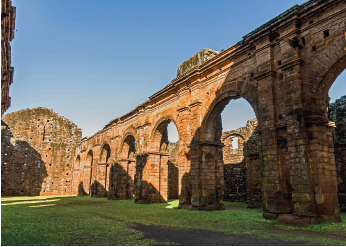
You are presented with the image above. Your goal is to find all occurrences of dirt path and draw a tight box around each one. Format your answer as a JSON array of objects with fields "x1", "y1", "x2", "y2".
[{"x1": 131, "y1": 223, "x2": 315, "y2": 246}]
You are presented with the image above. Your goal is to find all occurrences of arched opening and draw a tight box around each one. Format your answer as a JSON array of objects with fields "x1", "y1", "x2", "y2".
[
  {"x1": 327, "y1": 69, "x2": 346, "y2": 212},
  {"x1": 193, "y1": 92, "x2": 260, "y2": 210},
  {"x1": 166, "y1": 122, "x2": 179, "y2": 200},
  {"x1": 73, "y1": 155, "x2": 81, "y2": 194},
  {"x1": 219, "y1": 98, "x2": 260, "y2": 206},
  {"x1": 99, "y1": 143, "x2": 111, "y2": 197},
  {"x1": 118, "y1": 135, "x2": 136, "y2": 199},
  {"x1": 85, "y1": 150, "x2": 93, "y2": 195},
  {"x1": 145, "y1": 118, "x2": 180, "y2": 203}
]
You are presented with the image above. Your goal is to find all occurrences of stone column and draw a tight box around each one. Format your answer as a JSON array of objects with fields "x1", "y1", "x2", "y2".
[
  {"x1": 255, "y1": 71, "x2": 285, "y2": 218},
  {"x1": 118, "y1": 159, "x2": 128, "y2": 199},
  {"x1": 177, "y1": 106, "x2": 192, "y2": 207},
  {"x1": 159, "y1": 153, "x2": 169, "y2": 202},
  {"x1": 147, "y1": 152, "x2": 161, "y2": 202},
  {"x1": 280, "y1": 57, "x2": 340, "y2": 223},
  {"x1": 215, "y1": 144, "x2": 225, "y2": 205}
]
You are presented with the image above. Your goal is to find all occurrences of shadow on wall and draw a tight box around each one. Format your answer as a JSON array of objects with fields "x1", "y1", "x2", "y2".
[
  {"x1": 1, "y1": 120, "x2": 48, "y2": 196},
  {"x1": 168, "y1": 160, "x2": 179, "y2": 199},
  {"x1": 133, "y1": 154, "x2": 165, "y2": 203},
  {"x1": 78, "y1": 182, "x2": 87, "y2": 195},
  {"x1": 107, "y1": 162, "x2": 136, "y2": 200}
]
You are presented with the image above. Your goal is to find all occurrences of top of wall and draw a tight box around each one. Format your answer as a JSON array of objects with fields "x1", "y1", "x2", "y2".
[
  {"x1": 176, "y1": 49, "x2": 219, "y2": 77},
  {"x1": 2, "y1": 107, "x2": 82, "y2": 135}
]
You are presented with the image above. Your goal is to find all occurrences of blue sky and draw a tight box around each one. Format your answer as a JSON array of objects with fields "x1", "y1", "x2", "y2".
[{"x1": 8, "y1": 0, "x2": 346, "y2": 141}]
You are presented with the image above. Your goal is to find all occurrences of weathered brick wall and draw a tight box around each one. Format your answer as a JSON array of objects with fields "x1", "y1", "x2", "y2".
[
  {"x1": 221, "y1": 119, "x2": 258, "y2": 202},
  {"x1": 1, "y1": 0, "x2": 16, "y2": 116},
  {"x1": 329, "y1": 96, "x2": 346, "y2": 211},
  {"x1": 1, "y1": 107, "x2": 82, "y2": 195}
]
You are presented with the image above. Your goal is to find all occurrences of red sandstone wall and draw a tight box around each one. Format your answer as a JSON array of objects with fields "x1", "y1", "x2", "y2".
[{"x1": 1, "y1": 107, "x2": 82, "y2": 195}]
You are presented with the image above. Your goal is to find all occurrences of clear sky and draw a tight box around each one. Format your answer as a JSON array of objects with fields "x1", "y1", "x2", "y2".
[{"x1": 8, "y1": 0, "x2": 346, "y2": 141}]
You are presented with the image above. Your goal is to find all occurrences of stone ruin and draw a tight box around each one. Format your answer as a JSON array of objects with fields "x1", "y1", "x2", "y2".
[
  {"x1": 1, "y1": 107, "x2": 82, "y2": 195},
  {"x1": 176, "y1": 49, "x2": 219, "y2": 76},
  {"x1": 2, "y1": 0, "x2": 346, "y2": 224}
]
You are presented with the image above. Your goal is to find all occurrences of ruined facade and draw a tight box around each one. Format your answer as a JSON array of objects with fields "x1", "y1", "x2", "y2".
[
  {"x1": 1, "y1": 0, "x2": 346, "y2": 225},
  {"x1": 1, "y1": 107, "x2": 82, "y2": 195},
  {"x1": 71, "y1": 0, "x2": 346, "y2": 224},
  {"x1": 1, "y1": 0, "x2": 16, "y2": 116}
]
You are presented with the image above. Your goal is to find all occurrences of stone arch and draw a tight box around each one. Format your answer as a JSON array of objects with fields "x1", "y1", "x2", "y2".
[
  {"x1": 200, "y1": 85, "x2": 259, "y2": 143},
  {"x1": 100, "y1": 142, "x2": 111, "y2": 163},
  {"x1": 83, "y1": 149, "x2": 93, "y2": 195},
  {"x1": 188, "y1": 82, "x2": 259, "y2": 210},
  {"x1": 120, "y1": 134, "x2": 136, "y2": 159},
  {"x1": 72, "y1": 155, "x2": 82, "y2": 194},
  {"x1": 304, "y1": 56, "x2": 346, "y2": 121},
  {"x1": 75, "y1": 155, "x2": 81, "y2": 169},
  {"x1": 98, "y1": 142, "x2": 111, "y2": 197},
  {"x1": 115, "y1": 133, "x2": 137, "y2": 199},
  {"x1": 150, "y1": 116, "x2": 180, "y2": 152},
  {"x1": 221, "y1": 133, "x2": 245, "y2": 143},
  {"x1": 316, "y1": 55, "x2": 346, "y2": 99},
  {"x1": 304, "y1": 35, "x2": 346, "y2": 98},
  {"x1": 149, "y1": 116, "x2": 180, "y2": 201}
]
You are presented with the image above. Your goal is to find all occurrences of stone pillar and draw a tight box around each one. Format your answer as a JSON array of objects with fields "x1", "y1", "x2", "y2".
[
  {"x1": 159, "y1": 153, "x2": 169, "y2": 202},
  {"x1": 279, "y1": 56, "x2": 340, "y2": 223},
  {"x1": 255, "y1": 71, "x2": 285, "y2": 218},
  {"x1": 215, "y1": 144, "x2": 225, "y2": 205},
  {"x1": 147, "y1": 152, "x2": 161, "y2": 202},
  {"x1": 177, "y1": 106, "x2": 192, "y2": 207},
  {"x1": 118, "y1": 159, "x2": 128, "y2": 199},
  {"x1": 127, "y1": 159, "x2": 136, "y2": 199},
  {"x1": 190, "y1": 142, "x2": 225, "y2": 211}
]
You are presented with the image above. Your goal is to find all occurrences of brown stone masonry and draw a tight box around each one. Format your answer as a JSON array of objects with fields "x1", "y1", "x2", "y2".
[
  {"x1": 1, "y1": 0, "x2": 16, "y2": 116},
  {"x1": 1, "y1": 107, "x2": 82, "y2": 195}
]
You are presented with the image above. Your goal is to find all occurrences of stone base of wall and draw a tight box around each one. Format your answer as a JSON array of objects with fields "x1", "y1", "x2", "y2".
[{"x1": 224, "y1": 162, "x2": 246, "y2": 202}]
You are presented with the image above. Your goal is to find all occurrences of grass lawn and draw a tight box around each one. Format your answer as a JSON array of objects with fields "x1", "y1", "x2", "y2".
[{"x1": 2, "y1": 195, "x2": 346, "y2": 245}]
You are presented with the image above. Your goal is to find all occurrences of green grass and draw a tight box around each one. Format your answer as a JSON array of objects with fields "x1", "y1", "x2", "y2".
[{"x1": 2, "y1": 195, "x2": 346, "y2": 245}]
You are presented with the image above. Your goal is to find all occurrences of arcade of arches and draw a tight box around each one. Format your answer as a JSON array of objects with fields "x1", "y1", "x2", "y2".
[{"x1": 1, "y1": 0, "x2": 346, "y2": 225}]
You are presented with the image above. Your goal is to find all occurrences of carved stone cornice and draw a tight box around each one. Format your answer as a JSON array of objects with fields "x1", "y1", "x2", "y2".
[
  {"x1": 189, "y1": 101, "x2": 202, "y2": 108},
  {"x1": 277, "y1": 58, "x2": 304, "y2": 70},
  {"x1": 136, "y1": 123, "x2": 152, "y2": 130},
  {"x1": 177, "y1": 106, "x2": 190, "y2": 113},
  {"x1": 254, "y1": 70, "x2": 277, "y2": 81}
]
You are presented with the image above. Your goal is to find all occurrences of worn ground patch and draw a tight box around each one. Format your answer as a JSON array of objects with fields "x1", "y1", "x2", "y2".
[{"x1": 131, "y1": 223, "x2": 314, "y2": 246}]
